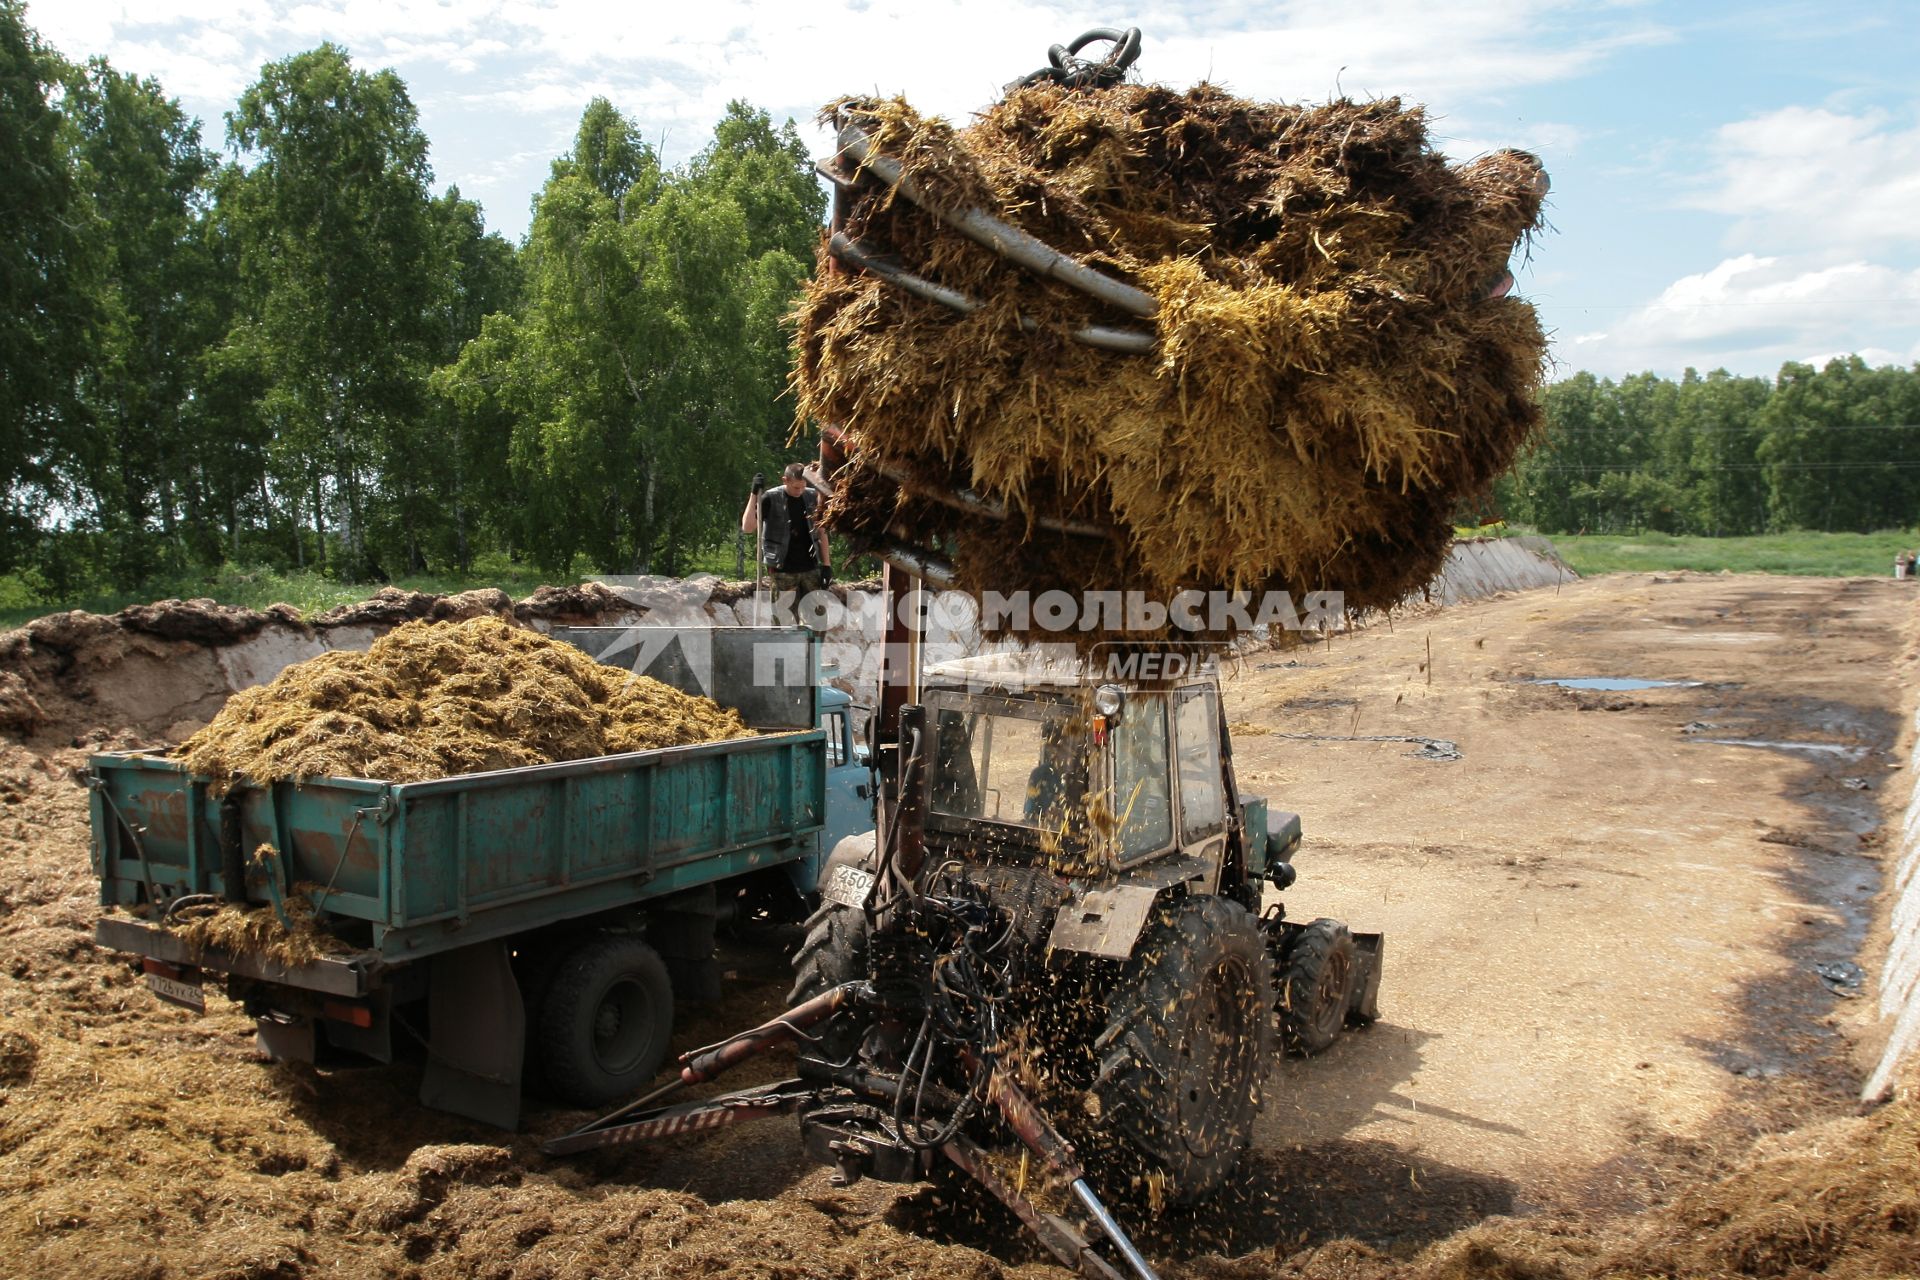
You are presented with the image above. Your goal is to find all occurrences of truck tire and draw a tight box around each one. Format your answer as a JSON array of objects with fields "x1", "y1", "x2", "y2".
[
  {"x1": 538, "y1": 935, "x2": 674, "y2": 1107},
  {"x1": 1278, "y1": 918, "x2": 1356, "y2": 1056},
  {"x1": 1091, "y1": 894, "x2": 1272, "y2": 1207}
]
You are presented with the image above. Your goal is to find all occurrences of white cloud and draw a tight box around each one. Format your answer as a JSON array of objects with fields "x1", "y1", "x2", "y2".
[
  {"x1": 1144, "y1": 0, "x2": 1670, "y2": 104},
  {"x1": 1694, "y1": 104, "x2": 1920, "y2": 256},
  {"x1": 26, "y1": 0, "x2": 1657, "y2": 237},
  {"x1": 1433, "y1": 119, "x2": 1586, "y2": 165},
  {"x1": 1558, "y1": 254, "x2": 1920, "y2": 377}
]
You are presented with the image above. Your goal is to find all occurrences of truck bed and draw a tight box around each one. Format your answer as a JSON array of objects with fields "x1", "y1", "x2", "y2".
[{"x1": 90, "y1": 727, "x2": 827, "y2": 966}]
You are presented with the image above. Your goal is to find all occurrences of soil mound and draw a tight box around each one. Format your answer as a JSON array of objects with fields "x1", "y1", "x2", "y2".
[
  {"x1": 798, "y1": 84, "x2": 1548, "y2": 639},
  {"x1": 180, "y1": 616, "x2": 752, "y2": 787},
  {"x1": 312, "y1": 585, "x2": 514, "y2": 628}
]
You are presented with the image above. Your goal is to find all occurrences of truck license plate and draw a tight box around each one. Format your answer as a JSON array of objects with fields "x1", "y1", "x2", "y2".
[
  {"x1": 145, "y1": 969, "x2": 205, "y2": 1012},
  {"x1": 822, "y1": 865, "x2": 874, "y2": 909}
]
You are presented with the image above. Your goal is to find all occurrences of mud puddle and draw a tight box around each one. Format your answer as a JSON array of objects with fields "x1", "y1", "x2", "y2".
[
  {"x1": 1695, "y1": 737, "x2": 1870, "y2": 759},
  {"x1": 1529, "y1": 677, "x2": 1702, "y2": 691},
  {"x1": 1676, "y1": 690, "x2": 1890, "y2": 1091}
]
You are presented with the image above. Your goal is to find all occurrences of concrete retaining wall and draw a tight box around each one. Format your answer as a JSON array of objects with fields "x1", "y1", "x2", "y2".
[
  {"x1": 1865, "y1": 709, "x2": 1920, "y2": 1101},
  {"x1": 1425, "y1": 535, "x2": 1577, "y2": 606}
]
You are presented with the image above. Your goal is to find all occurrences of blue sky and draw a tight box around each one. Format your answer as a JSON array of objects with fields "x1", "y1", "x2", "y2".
[{"x1": 26, "y1": 1, "x2": 1920, "y2": 381}]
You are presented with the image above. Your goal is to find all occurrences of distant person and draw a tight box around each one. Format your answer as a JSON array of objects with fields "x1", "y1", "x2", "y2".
[
  {"x1": 1899, "y1": 552, "x2": 1915, "y2": 581},
  {"x1": 741, "y1": 463, "x2": 832, "y2": 600}
]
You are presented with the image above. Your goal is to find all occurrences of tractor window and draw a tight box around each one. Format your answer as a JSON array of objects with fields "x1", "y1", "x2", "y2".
[
  {"x1": 928, "y1": 700, "x2": 1087, "y2": 832},
  {"x1": 1173, "y1": 687, "x2": 1226, "y2": 842},
  {"x1": 1111, "y1": 694, "x2": 1172, "y2": 859}
]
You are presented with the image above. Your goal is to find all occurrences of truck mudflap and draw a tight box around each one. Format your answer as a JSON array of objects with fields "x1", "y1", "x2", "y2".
[
  {"x1": 94, "y1": 915, "x2": 379, "y2": 997},
  {"x1": 99, "y1": 915, "x2": 529, "y2": 1129},
  {"x1": 420, "y1": 940, "x2": 525, "y2": 1130}
]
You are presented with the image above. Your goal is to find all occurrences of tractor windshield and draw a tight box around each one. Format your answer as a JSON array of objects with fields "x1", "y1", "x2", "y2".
[{"x1": 926, "y1": 695, "x2": 1088, "y2": 836}]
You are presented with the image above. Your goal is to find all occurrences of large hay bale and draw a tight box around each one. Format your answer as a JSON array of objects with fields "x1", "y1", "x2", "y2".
[
  {"x1": 180, "y1": 617, "x2": 751, "y2": 787},
  {"x1": 796, "y1": 82, "x2": 1549, "y2": 638}
]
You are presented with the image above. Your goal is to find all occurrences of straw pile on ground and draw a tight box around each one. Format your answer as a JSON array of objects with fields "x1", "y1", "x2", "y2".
[
  {"x1": 796, "y1": 82, "x2": 1549, "y2": 639},
  {"x1": 180, "y1": 617, "x2": 751, "y2": 786}
]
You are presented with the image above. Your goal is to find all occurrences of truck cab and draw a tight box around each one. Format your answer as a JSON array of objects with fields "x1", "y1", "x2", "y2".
[{"x1": 816, "y1": 683, "x2": 873, "y2": 882}]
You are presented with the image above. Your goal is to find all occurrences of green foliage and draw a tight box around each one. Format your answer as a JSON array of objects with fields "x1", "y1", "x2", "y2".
[
  {"x1": 0, "y1": 5, "x2": 832, "y2": 620},
  {"x1": 1498, "y1": 359, "x2": 1920, "y2": 536},
  {"x1": 60, "y1": 58, "x2": 216, "y2": 589},
  {"x1": 33, "y1": 5, "x2": 1901, "y2": 620},
  {"x1": 0, "y1": 1, "x2": 96, "y2": 569},
  {"x1": 0, "y1": 554, "x2": 566, "y2": 629},
  {"x1": 219, "y1": 43, "x2": 442, "y2": 580},
  {"x1": 437, "y1": 97, "x2": 824, "y2": 576}
]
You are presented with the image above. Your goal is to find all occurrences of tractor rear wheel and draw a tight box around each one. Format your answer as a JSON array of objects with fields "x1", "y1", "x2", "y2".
[
  {"x1": 1090, "y1": 894, "x2": 1272, "y2": 1207},
  {"x1": 1278, "y1": 918, "x2": 1356, "y2": 1056}
]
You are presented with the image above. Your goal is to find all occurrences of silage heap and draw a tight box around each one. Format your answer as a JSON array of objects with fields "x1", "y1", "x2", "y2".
[
  {"x1": 181, "y1": 617, "x2": 752, "y2": 788},
  {"x1": 796, "y1": 83, "x2": 1549, "y2": 639}
]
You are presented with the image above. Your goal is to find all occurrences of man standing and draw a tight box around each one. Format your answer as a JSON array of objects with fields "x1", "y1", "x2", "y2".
[{"x1": 741, "y1": 463, "x2": 832, "y2": 601}]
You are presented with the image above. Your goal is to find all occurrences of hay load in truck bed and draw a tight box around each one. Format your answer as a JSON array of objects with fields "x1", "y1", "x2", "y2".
[
  {"x1": 180, "y1": 616, "x2": 753, "y2": 788},
  {"x1": 798, "y1": 79, "x2": 1550, "y2": 637}
]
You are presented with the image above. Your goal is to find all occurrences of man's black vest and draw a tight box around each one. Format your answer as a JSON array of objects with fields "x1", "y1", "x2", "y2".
[{"x1": 758, "y1": 486, "x2": 819, "y2": 569}]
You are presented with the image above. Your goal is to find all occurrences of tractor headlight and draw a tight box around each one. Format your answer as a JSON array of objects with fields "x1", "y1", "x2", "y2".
[{"x1": 1092, "y1": 684, "x2": 1125, "y2": 719}]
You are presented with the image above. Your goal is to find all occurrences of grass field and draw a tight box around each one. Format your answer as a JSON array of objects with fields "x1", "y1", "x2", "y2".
[{"x1": 1547, "y1": 530, "x2": 1918, "y2": 578}]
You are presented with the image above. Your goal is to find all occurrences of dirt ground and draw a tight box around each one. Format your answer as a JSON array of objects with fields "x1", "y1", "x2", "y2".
[
  {"x1": 0, "y1": 572, "x2": 1915, "y2": 1279},
  {"x1": 1225, "y1": 571, "x2": 1907, "y2": 1250}
]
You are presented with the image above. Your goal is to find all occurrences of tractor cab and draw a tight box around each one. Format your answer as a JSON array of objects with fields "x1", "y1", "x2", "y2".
[{"x1": 919, "y1": 653, "x2": 1241, "y2": 895}]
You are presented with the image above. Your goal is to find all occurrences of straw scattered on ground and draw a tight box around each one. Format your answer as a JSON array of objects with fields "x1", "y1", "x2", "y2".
[
  {"x1": 180, "y1": 616, "x2": 752, "y2": 787},
  {"x1": 797, "y1": 83, "x2": 1550, "y2": 640}
]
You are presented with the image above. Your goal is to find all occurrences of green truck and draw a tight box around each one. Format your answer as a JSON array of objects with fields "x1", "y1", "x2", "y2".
[{"x1": 89, "y1": 625, "x2": 873, "y2": 1127}]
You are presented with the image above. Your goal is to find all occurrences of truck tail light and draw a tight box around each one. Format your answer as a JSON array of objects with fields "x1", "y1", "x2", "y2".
[{"x1": 323, "y1": 1000, "x2": 374, "y2": 1029}]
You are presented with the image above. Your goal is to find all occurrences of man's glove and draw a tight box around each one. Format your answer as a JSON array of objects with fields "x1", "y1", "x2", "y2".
[
  {"x1": 750, "y1": 471, "x2": 765, "y2": 494},
  {"x1": 818, "y1": 564, "x2": 833, "y2": 589}
]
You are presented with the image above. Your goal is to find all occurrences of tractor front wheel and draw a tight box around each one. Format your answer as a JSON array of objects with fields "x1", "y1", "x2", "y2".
[
  {"x1": 787, "y1": 893, "x2": 870, "y2": 1062},
  {"x1": 1278, "y1": 917, "x2": 1356, "y2": 1056},
  {"x1": 1090, "y1": 894, "x2": 1273, "y2": 1207}
]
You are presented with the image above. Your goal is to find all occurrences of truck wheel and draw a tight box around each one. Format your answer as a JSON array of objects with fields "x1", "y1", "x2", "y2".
[
  {"x1": 538, "y1": 935, "x2": 674, "y2": 1107},
  {"x1": 1091, "y1": 894, "x2": 1272, "y2": 1207},
  {"x1": 1278, "y1": 918, "x2": 1356, "y2": 1056}
]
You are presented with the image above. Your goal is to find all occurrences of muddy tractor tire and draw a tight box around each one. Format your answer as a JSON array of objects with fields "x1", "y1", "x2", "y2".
[
  {"x1": 538, "y1": 935, "x2": 674, "y2": 1107},
  {"x1": 789, "y1": 839, "x2": 873, "y2": 1004},
  {"x1": 1091, "y1": 894, "x2": 1273, "y2": 1206},
  {"x1": 1278, "y1": 917, "x2": 1356, "y2": 1056},
  {"x1": 787, "y1": 891, "x2": 871, "y2": 1062},
  {"x1": 788, "y1": 898, "x2": 869, "y2": 1005}
]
